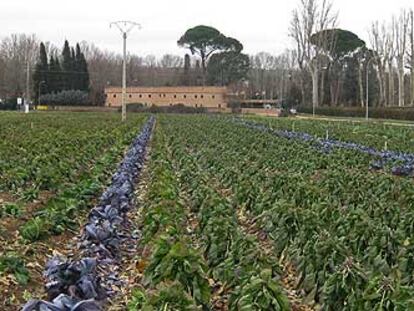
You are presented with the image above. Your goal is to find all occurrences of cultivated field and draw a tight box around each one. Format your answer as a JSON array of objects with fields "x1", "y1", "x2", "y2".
[
  {"x1": 1, "y1": 112, "x2": 414, "y2": 310},
  {"x1": 0, "y1": 112, "x2": 147, "y2": 308}
]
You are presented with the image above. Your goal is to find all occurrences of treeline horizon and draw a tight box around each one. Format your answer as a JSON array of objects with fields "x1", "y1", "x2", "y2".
[{"x1": 0, "y1": 1, "x2": 413, "y2": 108}]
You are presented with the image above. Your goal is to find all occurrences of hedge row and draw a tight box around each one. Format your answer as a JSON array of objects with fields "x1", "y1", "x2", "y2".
[
  {"x1": 39, "y1": 90, "x2": 91, "y2": 106},
  {"x1": 298, "y1": 106, "x2": 414, "y2": 121}
]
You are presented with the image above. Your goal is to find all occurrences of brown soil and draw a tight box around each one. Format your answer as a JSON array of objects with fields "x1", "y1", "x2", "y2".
[
  {"x1": 0, "y1": 189, "x2": 85, "y2": 311},
  {"x1": 237, "y1": 208, "x2": 314, "y2": 311}
]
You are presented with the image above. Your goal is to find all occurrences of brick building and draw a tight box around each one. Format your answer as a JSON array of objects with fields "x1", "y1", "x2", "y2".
[{"x1": 105, "y1": 86, "x2": 228, "y2": 109}]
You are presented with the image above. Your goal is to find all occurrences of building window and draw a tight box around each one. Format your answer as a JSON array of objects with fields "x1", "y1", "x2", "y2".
[
  {"x1": 163, "y1": 94, "x2": 166, "y2": 97},
  {"x1": 195, "y1": 104, "x2": 198, "y2": 107},
  {"x1": 174, "y1": 95, "x2": 177, "y2": 98},
  {"x1": 159, "y1": 94, "x2": 162, "y2": 97},
  {"x1": 195, "y1": 95, "x2": 198, "y2": 99},
  {"x1": 113, "y1": 94, "x2": 116, "y2": 98},
  {"x1": 129, "y1": 94, "x2": 132, "y2": 98},
  {"x1": 212, "y1": 95, "x2": 215, "y2": 99},
  {"x1": 170, "y1": 103, "x2": 172, "y2": 106},
  {"x1": 149, "y1": 94, "x2": 152, "y2": 98},
  {"x1": 218, "y1": 104, "x2": 221, "y2": 108},
  {"x1": 139, "y1": 94, "x2": 142, "y2": 98},
  {"x1": 184, "y1": 95, "x2": 187, "y2": 99},
  {"x1": 201, "y1": 95, "x2": 204, "y2": 99}
]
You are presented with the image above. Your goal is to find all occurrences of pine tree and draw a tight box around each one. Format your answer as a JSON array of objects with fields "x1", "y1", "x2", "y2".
[
  {"x1": 74, "y1": 44, "x2": 82, "y2": 90},
  {"x1": 182, "y1": 54, "x2": 191, "y2": 86},
  {"x1": 48, "y1": 55, "x2": 56, "y2": 93},
  {"x1": 70, "y1": 47, "x2": 76, "y2": 89},
  {"x1": 33, "y1": 42, "x2": 49, "y2": 104},
  {"x1": 61, "y1": 40, "x2": 72, "y2": 90},
  {"x1": 79, "y1": 52, "x2": 90, "y2": 91},
  {"x1": 54, "y1": 57, "x2": 62, "y2": 92}
]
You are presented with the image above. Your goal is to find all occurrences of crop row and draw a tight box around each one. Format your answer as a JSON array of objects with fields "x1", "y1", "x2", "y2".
[
  {"x1": 154, "y1": 115, "x2": 414, "y2": 310},
  {"x1": 1, "y1": 115, "x2": 148, "y2": 309},
  {"x1": 234, "y1": 117, "x2": 414, "y2": 176},
  {"x1": 243, "y1": 115, "x2": 414, "y2": 153},
  {"x1": 0, "y1": 113, "x2": 145, "y2": 198},
  {"x1": 22, "y1": 116, "x2": 154, "y2": 310},
  {"x1": 127, "y1": 117, "x2": 290, "y2": 310}
]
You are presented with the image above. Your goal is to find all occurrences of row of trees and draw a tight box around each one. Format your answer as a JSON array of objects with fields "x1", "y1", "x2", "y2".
[
  {"x1": 1, "y1": 4, "x2": 412, "y2": 108},
  {"x1": 369, "y1": 10, "x2": 414, "y2": 107},
  {"x1": 289, "y1": 0, "x2": 414, "y2": 108},
  {"x1": 33, "y1": 40, "x2": 90, "y2": 104}
]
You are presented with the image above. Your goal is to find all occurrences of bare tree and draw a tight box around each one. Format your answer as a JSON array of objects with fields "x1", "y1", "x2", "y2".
[
  {"x1": 394, "y1": 9, "x2": 409, "y2": 107},
  {"x1": 369, "y1": 21, "x2": 389, "y2": 106},
  {"x1": 0, "y1": 33, "x2": 39, "y2": 99},
  {"x1": 409, "y1": 9, "x2": 414, "y2": 106},
  {"x1": 160, "y1": 54, "x2": 183, "y2": 68},
  {"x1": 290, "y1": 0, "x2": 338, "y2": 110}
]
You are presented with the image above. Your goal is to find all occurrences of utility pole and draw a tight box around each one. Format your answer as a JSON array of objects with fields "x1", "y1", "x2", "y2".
[
  {"x1": 110, "y1": 21, "x2": 141, "y2": 122},
  {"x1": 25, "y1": 56, "x2": 31, "y2": 113}
]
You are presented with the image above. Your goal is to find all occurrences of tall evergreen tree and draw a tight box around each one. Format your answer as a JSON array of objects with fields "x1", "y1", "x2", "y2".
[
  {"x1": 48, "y1": 55, "x2": 56, "y2": 93},
  {"x1": 61, "y1": 40, "x2": 72, "y2": 90},
  {"x1": 181, "y1": 54, "x2": 191, "y2": 86},
  {"x1": 79, "y1": 52, "x2": 90, "y2": 91},
  {"x1": 70, "y1": 47, "x2": 76, "y2": 89},
  {"x1": 74, "y1": 44, "x2": 82, "y2": 90},
  {"x1": 33, "y1": 42, "x2": 49, "y2": 104},
  {"x1": 54, "y1": 57, "x2": 62, "y2": 92}
]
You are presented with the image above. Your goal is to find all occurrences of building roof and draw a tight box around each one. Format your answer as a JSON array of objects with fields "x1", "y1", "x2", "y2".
[{"x1": 105, "y1": 86, "x2": 227, "y2": 94}]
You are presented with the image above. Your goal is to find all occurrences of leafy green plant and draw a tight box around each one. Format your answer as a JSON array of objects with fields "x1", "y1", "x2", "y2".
[
  {"x1": 0, "y1": 253, "x2": 30, "y2": 285},
  {"x1": 321, "y1": 257, "x2": 367, "y2": 310},
  {"x1": 0, "y1": 202, "x2": 22, "y2": 217},
  {"x1": 144, "y1": 236, "x2": 211, "y2": 306},
  {"x1": 229, "y1": 269, "x2": 290, "y2": 311},
  {"x1": 128, "y1": 282, "x2": 200, "y2": 311},
  {"x1": 362, "y1": 274, "x2": 414, "y2": 310},
  {"x1": 19, "y1": 217, "x2": 50, "y2": 242}
]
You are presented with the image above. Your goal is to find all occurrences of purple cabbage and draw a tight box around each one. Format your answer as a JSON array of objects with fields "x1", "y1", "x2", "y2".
[
  {"x1": 235, "y1": 118, "x2": 414, "y2": 177},
  {"x1": 22, "y1": 116, "x2": 155, "y2": 310}
]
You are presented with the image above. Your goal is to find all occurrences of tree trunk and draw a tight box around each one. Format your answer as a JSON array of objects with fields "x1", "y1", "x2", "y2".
[
  {"x1": 411, "y1": 11, "x2": 414, "y2": 106},
  {"x1": 300, "y1": 73, "x2": 306, "y2": 106},
  {"x1": 320, "y1": 69, "x2": 325, "y2": 106},
  {"x1": 397, "y1": 65, "x2": 405, "y2": 107},
  {"x1": 358, "y1": 63, "x2": 364, "y2": 107},
  {"x1": 411, "y1": 66, "x2": 414, "y2": 106},
  {"x1": 388, "y1": 62, "x2": 395, "y2": 106},
  {"x1": 376, "y1": 66, "x2": 385, "y2": 106},
  {"x1": 311, "y1": 68, "x2": 319, "y2": 110},
  {"x1": 201, "y1": 52, "x2": 206, "y2": 86}
]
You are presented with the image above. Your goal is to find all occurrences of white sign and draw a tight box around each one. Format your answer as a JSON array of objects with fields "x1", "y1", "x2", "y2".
[{"x1": 17, "y1": 97, "x2": 23, "y2": 105}]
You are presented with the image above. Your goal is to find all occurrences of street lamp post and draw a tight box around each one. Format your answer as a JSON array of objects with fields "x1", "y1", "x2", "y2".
[{"x1": 366, "y1": 57, "x2": 375, "y2": 121}]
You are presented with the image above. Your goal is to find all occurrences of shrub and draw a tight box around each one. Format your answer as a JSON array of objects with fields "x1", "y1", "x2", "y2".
[
  {"x1": 0, "y1": 97, "x2": 18, "y2": 110},
  {"x1": 39, "y1": 90, "x2": 91, "y2": 106}
]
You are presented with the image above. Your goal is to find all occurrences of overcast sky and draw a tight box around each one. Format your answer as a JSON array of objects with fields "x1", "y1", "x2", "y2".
[{"x1": 0, "y1": 0, "x2": 413, "y2": 57}]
